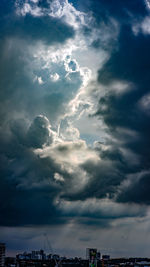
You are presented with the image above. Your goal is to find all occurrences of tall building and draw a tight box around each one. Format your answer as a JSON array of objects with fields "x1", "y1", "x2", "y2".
[
  {"x1": 86, "y1": 248, "x2": 97, "y2": 267},
  {"x1": 0, "y1": 243, "x2": 5, "y2": 267}
]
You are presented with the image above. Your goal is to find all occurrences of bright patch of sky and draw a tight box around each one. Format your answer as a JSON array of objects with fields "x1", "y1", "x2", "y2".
[{"x1": 15, "y1": 0, "x2": 115, "y2": 145}]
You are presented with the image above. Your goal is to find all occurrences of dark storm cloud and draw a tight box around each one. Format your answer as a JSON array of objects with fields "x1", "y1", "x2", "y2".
[
  {"x1": 0, "y1": 1, "x2": 80, "y2": 125},
  {"x1": 62, "y1": 157, "x2": 122, "y2": 201},
  {"x1": 117, "y1": 172, "x2": 150, "y2": 204},
  {"x1": 0, "y1": 1, "x2": 74, "y2": 45},
  {"x1": 1, "y1": 0, "x2": 150, "y2": 229},
  {"x1": 0, "y1": 115, "x2": 73, "y2": 226},
  {"x1": 92, "y1": 2, "x2": 150, "y2": 204},
  {"x1": 2, "y1": 14, "x2": 74, "y2": 45},
  {"x1": 38, "y1": 0, "x2": 51, "y2": 9},
  {"x1": 0, "y1": 0, "x2": 75, "y2": 122},
  {"x1": 76, "y1": 0, "x2": 148, "y2": 28},
  {"x1": 96, "y1": 25, "x2": 150, "y2": 165},
  {"x1": 74, "y1": 0, "x2": 148, "y2": 50},
  {"x1": 59, "y1": 136, "x2": 138, "y2": 203},
  {"x1": 98, "y1": 25, "x2": 150, "y2": 88},
  {"x1": 88, "y1": 0, "x2": 147, "y2": 22},
  {"x1": 0, "y1": 38, "x2": 82, "y2": 125},
  {"x1": 27, "y1": 115, "x2": 53, "y2": 148},
  {"x1": 0, "y1": 0, "x2": 77, "y2": 226},
  {"x1": 58, "y1": 0, "x2": 150, "y2": 207}
]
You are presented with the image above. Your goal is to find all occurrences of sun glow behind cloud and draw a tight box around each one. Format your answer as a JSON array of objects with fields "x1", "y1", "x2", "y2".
[{"x1": 1, "y1": 0, "x2": 150, "y2": 258}]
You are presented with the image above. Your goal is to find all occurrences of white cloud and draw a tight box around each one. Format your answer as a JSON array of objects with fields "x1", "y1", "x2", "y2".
[
  {"x1": 30, "y1": 0, "x2": 38, "y2": 3},
  {"x1": 132, "y1": 16, "x2": 150, "y2": 36},
  {"x1": 107, "y1": 81, "x2": 134, "y2": 95},
  {"x1": 60, "y1": 124, "x2": 80, "y2": 141},
  {"x1": 55, "y1": 197, "x2": 147, "y2": 218},
  {"x1": 141, "y1": 16, "x2": 150, "y2": 34},
  {"x1": 54, "y1": 172, "x2": 65, "y2": 182},
  {"x1": 49, "y1": 0, "x2": 87, "y2": 29},
  {"x1": 16, "y1": 0, "x2": 42, "y2": 16},
  {"x1": 139, "y1": 92, "x2": 150, "y2": 114},
  {"x1": 34, "y1": 138, "x2": 100, "y2": 194},
  {"x1": 37, "y1": 76, "x2": 44, "y2": 84},
  {"x1": 145, "y1": 0, "x2": 150, "y2": 10},
  {"x1": 50, "y1": 73, "x2": 60, "y2": 82},
  {"x1": 35, "y1": 140, "x2": 100, "y2": 166},
  {"x1": 15, "y1": 0, "x2": 119, "y2": 147}
]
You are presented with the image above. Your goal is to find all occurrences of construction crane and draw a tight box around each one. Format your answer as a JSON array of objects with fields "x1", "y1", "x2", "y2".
[{"x1": 43, "y1": 233, "x2": 62, "y2": 267}]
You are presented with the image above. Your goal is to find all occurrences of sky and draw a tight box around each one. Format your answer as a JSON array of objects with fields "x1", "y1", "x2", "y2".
[{"x1": 1, "y1": 0, "x2": 150, "y2": 259}]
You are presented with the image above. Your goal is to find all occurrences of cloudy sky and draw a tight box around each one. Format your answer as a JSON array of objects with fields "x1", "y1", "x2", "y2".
[{"x1": 1, "y1": 0, "x2": 150, "y2": 258}]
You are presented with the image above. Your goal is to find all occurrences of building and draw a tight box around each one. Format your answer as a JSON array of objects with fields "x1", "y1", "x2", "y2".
[
  {"x1": 86, "y1": 248, "x2": 97, "y2": 267},
  {"x1": 31, "y1": 250, "x2": 46, "y2": 260},
  {"x1": 96, "y1": 252, "x2": 101, "y2": 260},
  {"x1": 86, "y1": 248, "x2": 97, "y2": 260},
  {"x1": 0, "y1": 243, "x2": 5, "y2": 267},
  {"x1": 102, "y1": 255, "x2": 110, "y2": 260}
]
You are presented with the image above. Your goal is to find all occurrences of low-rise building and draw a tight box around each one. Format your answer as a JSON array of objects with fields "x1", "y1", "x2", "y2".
[{"x1": 0, "y1": 243, "x2": 5, "y2": 267}]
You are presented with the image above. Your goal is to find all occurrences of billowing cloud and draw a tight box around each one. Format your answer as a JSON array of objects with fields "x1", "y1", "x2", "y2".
[
  {"x1": 27, "y1": 115, "x2": 55, "y2": 148},
  {"x1": 92, "y1": 2, "x2": 150, "y2": 206},
  {"x1": 56, "y1": 198, "x2": 147, "y2": 219},
  {"x1": 1, "y1": 0, "x2": 150, "y2": 258}
]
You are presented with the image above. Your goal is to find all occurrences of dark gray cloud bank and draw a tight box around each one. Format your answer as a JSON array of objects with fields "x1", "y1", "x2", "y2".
[{"x1": 1, "y1": 0, "x2": 150, "y2": 257}]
